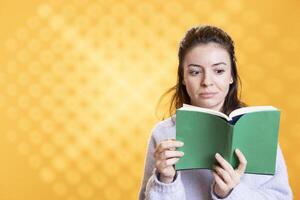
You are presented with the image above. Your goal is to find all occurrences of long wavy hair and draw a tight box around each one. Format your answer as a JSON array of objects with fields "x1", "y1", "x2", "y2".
[{"x1": 156, "y1": 25, "x2": 246, "y2": 120}]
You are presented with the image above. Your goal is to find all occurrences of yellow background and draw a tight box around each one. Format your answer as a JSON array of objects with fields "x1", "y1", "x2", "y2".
[{"x1": 0, "y1": 0, "x2": 299, "y2": 199}]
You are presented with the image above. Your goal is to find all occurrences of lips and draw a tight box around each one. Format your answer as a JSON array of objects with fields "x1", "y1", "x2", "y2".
[{"x1": 199, "y1": 92, "x2": 217, "y2": 98}]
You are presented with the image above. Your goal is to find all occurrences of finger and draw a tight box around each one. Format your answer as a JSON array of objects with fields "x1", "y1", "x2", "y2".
[
  {"x1": 156, "y1": 157, "x2": 181, "y2": 169},
  {"x1": 166, "y1": 138, "x2": 176, "y2": 151},
  {"x1": 158, "y1": 150, "x2": 184, "y2": 160},
  {"x1": 212, "y1": 171, "x2": 227, "y2": 191},
  {"x1": 157, "y1": 140, "x2": 184, "y2": 153},
  {"x1": 214, "y1": 166, "x2": 232, "y2": 184},
  {"x1": 215, "y1": 153, "x2": 235, "y2": 177},
  {"x1": 235, "y1": 149, "x2": 247, "y2": 175},
  {"x1": 159, "y1": 157, "x2": 180, "y2": 168},
  {"x1": 166, "y1": 157, "x2": 181, "y2": 166}
]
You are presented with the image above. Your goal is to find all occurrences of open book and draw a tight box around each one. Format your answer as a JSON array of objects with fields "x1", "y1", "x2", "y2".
[{"x1": 175, "y1": 104, "x2": 280, "y2": 175}]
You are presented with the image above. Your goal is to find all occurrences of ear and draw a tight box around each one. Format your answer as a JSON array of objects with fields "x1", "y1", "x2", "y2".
[
  {"x1": 230, "y1": 77, "x2": 233, "y2": 84},
  {"x1": 182, "y1": 79, "x2": 186, "y2": 85}
]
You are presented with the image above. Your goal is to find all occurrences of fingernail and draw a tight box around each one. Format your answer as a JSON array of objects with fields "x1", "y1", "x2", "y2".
[
  {"x1": 215, "y1": 153, "x2": 220, "y2": 158},
  {"x1": 179, "y1": 141, "x2": 184, "y2": 146},
  {"x1": 235, "y1": 149, "x2": 240, "y2": 153},
  {"x1": 181, "y1": 151, "x2": 184, "y2": 156}
]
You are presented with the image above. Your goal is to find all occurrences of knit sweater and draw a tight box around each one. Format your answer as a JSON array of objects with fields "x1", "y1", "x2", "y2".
[{"x1": 139, "y1": 116, "x2": 293, "y2": 200}]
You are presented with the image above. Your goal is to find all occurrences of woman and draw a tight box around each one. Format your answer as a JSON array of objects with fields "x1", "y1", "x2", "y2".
[{"x1": 139, "y1": 25, "x2": 293, "y2": 199}]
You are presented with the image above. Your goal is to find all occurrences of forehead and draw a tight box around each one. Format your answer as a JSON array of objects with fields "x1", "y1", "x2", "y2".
[{"x1": 184, "y1": 43, "x2": 230, "y2": 64}]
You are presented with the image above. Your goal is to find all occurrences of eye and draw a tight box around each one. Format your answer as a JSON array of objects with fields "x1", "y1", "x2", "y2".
[
  {"x1": 215, "y1": 69, "x2": 225, "y2": 74},
  {"x1": 189, "y1": 70, "x2": 200, "y2": 76}
]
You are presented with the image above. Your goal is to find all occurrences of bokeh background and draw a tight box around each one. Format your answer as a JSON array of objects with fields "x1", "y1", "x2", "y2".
[{"x1": 0, "y1": 0, "x2": 299, "y2": 199}]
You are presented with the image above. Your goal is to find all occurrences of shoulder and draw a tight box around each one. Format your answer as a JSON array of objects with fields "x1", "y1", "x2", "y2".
[{"x1": 151, "y1": 115, "x2": 177, "y2": 143}]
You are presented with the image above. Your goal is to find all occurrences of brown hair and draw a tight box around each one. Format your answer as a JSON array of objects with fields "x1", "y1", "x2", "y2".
[{"x1": 156, "y1": 25, "x2": 246, "y2": 120}]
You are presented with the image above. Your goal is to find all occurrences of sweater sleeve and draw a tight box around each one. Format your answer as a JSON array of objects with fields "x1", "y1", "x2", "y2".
[
  {"x1": 138, "y1": 129, "x2": 186, "y2": 200},
  {"x1": 211, "y1": 145, "x2": 293, "y2": 200}
]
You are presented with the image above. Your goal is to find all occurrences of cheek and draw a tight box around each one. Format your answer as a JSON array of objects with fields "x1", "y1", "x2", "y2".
[
  {"x1": 215, "y1": 78, "x2": 231, "y2": 93},
  {"x1": 185, "y1": 79, "x2": 200, "y2": 92},
  {"x1": 220, "y1": 82, "x2": 231, "y2": 95}
]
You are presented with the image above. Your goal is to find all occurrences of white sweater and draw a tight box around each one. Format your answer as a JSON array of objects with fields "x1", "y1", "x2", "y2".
[{"x1": 139, "y1": 116, "x2": 293, "y2": 200}]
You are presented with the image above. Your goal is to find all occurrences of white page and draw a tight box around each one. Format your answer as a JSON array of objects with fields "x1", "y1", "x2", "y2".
[
  {"x1": 229, "y1": 106, "x2": 278, "y2": 119},
  {"x1": 180, "y1": 104, "x2": 278, "y2": 121},
  {"x1": 180, "y1": 104, "x2": 230, "y2": 121}
]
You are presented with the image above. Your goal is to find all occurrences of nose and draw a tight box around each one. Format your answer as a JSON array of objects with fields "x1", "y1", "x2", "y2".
[{"x1": 201, "y1": 72, "x2": 213, "y2": 87}]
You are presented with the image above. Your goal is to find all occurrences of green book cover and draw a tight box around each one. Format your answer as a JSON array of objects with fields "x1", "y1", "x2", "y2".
[{"x1": 175, "y1": 104, "x2": 280, "y2": 175}]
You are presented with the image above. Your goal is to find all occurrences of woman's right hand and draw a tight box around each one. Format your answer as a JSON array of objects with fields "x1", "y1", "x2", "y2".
[{"x1": 154, "y1": 139, "x2": 184, "y2": 183}]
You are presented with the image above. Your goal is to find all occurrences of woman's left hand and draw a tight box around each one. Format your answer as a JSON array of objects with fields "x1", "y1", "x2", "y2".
[{"x1": 212, "y1": 149, "x2": 247, "y2": 198}]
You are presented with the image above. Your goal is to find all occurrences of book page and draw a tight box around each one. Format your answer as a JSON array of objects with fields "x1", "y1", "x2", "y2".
[
  {"x1": 229, "y1": 106, "x2": 278, "y2": 119},
  {"x1": 180, "y1": 104, "x2": 230, "y2": 121}
]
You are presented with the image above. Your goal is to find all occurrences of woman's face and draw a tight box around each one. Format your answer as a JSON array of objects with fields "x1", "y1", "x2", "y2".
[{"x1": 183, "y1": 42, "x2": 233, "y2": 112}]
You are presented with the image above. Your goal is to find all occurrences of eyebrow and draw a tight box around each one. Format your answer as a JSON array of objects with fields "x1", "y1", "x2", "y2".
[{"x1": 187, "y1": 62, "x2": 227, "y2": 67}]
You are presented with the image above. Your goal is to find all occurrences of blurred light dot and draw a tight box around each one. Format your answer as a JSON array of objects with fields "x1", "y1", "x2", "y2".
[
  {"x1": 41, "y1": 142, "x2": 56, "y2": 157},
  {"x1": 193, "y1": 1, "x2": 212, "y2": 15},
  {"x1": 52, "y1": 108, "x2": 67, "y2": 122},
  {"x1": 65, "y1": 169, "x2": 81, "y2": 185},
  {"x1": 29, "y1": 84, "x2": 43, "y2": 98},
  {"x1": 40, "y1": 50, "x2": 54, "y2": 64},
  {"x1": 29, "y1": 130, "x2": 43, "y2": 145},
  {"x1": 53, "y1": 182, "x2": 68, "y2": 196},
  {"x1": 29, "y1": 106, "x2": 44, "y2": 122},
  {"x1": 18, "y1": 141, "x2": 31, "y2": 155},
  {"x1": 41, "y1": 74, "x2": 55, "y2": 87},
  {"x1": 90, "y1": 171, "x2": 106, "y2": 188},
  {"x1": 41, "y1": 96, "x2": 56, "y2": 112},
  {"x1": 77, "y1": 135, "x2": 92, "y2": 148},
  {"x1": 52, "y1": 133, "x2": 67, "y2": 147},
  {"x1": 27, "y1": 16, "x2": 40, "y2": 29},
  {"x1": 62, "y1": 5, "x2": 76, "y2": 19},
  {"x1": 17, "y1": 73, "x2": 30, "y2": 86},
  {"x1": 242, "y1": 10, "x2": 260, "y2": 25},
  {"x1": 90, "y1": 146, "x2": 105, "y2": 162},
  {"x1": 7, "y1": 107, "x2": 19, "y2": 120},
  {"x1": 52, "y1": 156, "x2": 68, "y2": 171},
  {"x1": 29, "y1": 154, "x2": 43, "y2": 169},
  {"x1": 243, "y1": 37, "x2": 262, "y2": 53},
  {"x1": 6, "y1": 130, "x2": 18, "y2": 143},
  {"x1": 117, "y1": 173, "x2": 134, "y2": 191},
  {"x1": 16, "y1": 29, "x2": 28, "y2": 40},
  {"x1": 17, "y1": 50, "x2": 30, "y2": 63},
  {"x1": 265, "y1": 78, "x2": 283, "y2": 96},
  {"x1": 5, "y1": 63, "x2": 18, "y2": 78},
  {"x1": 260, "y1": 24, "x2": 279, "y2": 39},
  {"x1": 77, "y1": 158, "x2": 94, "y2": 173},
  {"x1": 38, "y1": 4, "x2": 53, "y2": 18},
  {"x1": 209, "y1": 12, "x2": 228, "y2": 26},
  {"x1": 67, "y1": 196, "x2": 78, "y2": 200},
  {"x1": 103, "y1": 160, "x2": 120, "y2": 176},
  {"x1": 39, "y1": 28, "x2": 52, "y2": 41},
  {"x1": 281, "y1": 37, "x2": 298, "y2": 53},
  {"x1": 225, "y1": 0, "x2": 243, "y2": 13},
  {"x1": 78, "y1": 184, "x2": 94, "y2": 199},
  {"x1": 65, "y1": 145, "x2": 80, "y2": 160},
  {"x1": 6, "y1": 84, "x2": 18, "y2": 96},
  {"x1": 41, "y1": 119, "x2": 55, "y2": 133},
  {"x1": 0, "y1": 73, "x2": 5, "y2": 86},
  {"x1": 28, "y1": 61, "x2": 42, "y2": 75},
  {"x1": 40, "y1": 167, "x2": 56, "y2": 183},
  {"x1": 28, "y1": 39, "x2": 41, "y2": 52},
  {"x1": 105, "y1": 187, "x2": 120, "y2": 200},
  {"x1": 50, "y1": 15, "x2": 64, "y2": 30},
  {"x1": 5, "y1": 39, "x2": 18, "y2": 51},
  {"x1": 264, "y1": 52, "x2": 282, "y2": 66}
]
